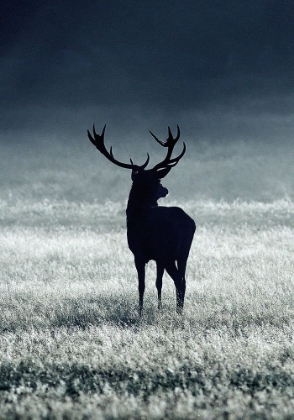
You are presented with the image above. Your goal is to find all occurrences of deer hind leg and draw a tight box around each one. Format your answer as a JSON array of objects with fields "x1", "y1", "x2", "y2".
[
  {"x1": 135, "y1": 258, "x2": 145, "y2": 316},
  {"x1": 165, "y1": 262, "x2": 185, "y2": 313},
  {"x1": 156, "y1": 262, "x2": 164, "y2": 310},
  {"x1": 177, "y1": 257, "x2": 188, "y2": 311}
]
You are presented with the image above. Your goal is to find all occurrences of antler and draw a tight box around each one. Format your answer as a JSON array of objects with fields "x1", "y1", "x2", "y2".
[
  {"x1": 87, "y1": 124, "x2": 150, "y2": 170},
  {"x1": 150, "y1": 125, "x2": 186, "y2": 172}
]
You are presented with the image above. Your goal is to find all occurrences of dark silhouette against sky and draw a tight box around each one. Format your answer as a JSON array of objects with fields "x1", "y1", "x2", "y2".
[{"x1": 1, "y1": 0, "x2": 294, "y2": 138}]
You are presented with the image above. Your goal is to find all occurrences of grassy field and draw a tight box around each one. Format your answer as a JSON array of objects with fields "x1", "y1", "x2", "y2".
[{"x1": 0, "y1": 195, "x2": 294, "y2": 419}]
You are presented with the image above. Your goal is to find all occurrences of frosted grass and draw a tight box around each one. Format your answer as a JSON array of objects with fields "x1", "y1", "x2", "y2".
[
  {"x1": 1, "y1": 197, "x2": 293, "y2": 229},
  {"x1": 0, "y1": 198, "x2": 294, "y2": 418}
]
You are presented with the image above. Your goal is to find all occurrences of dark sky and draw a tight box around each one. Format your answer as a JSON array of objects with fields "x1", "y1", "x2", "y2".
[{"x1": 1, "y1": 0, "x2": 294, "y2": 135}]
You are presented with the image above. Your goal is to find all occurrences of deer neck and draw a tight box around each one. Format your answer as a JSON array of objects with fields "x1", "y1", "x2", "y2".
[{"x1": 126, "y1": 184, "x2": 158, "y2": 225}]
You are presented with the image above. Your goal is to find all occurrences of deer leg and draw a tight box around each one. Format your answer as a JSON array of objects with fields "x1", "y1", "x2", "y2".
[
  {"x1": 165, "y1": 262, "x2": 184, "y2": 313},
  {"x1": 177, "y1": 258, "x2": 188, "y2": 311},
  {"x1": 156, "y1": 262, "x2": 164, "y2": 310},
  {"x1": 135, "y1": 258, "x2": 145, "y2": 316}
]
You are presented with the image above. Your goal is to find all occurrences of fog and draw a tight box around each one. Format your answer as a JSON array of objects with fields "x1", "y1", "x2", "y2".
[
  {"x1": 1, "y1": 101, "x2": 293, "y2": 205},
  {"x1": 1, "y1": 1, "x2": 294, "y2": 205}
]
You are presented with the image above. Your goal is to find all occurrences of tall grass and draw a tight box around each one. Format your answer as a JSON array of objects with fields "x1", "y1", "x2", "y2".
[{"x1": 0, "y1": 197, "x2": 293, "y2": 419}]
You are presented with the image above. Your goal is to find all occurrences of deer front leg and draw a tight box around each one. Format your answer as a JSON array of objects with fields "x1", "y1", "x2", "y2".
[
  {"x1": 176, "y1": 285, "x2": 185, "y2": 314},
  {"x1": 135, "y1": 258, "x2": 145, "y2": 316},
  {"x1": 156, "y1": 262, "x2": 164, "y2": 310}
]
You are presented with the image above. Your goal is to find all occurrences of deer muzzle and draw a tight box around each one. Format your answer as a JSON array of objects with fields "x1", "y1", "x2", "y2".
[{"x1": 159, "y1": 185, "x2": 169, "y2": 198}]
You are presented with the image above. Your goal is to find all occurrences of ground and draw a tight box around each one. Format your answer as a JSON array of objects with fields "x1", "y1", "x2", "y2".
[{"x1": 0, "y1": 196, "x2": 293, "y2": 419}]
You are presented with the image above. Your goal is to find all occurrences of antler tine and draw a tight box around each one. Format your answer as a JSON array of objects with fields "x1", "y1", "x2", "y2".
[
  {"x1": 164, "y1": 142, "x2": 186, "y2": 167},
  {"x1": 87, "y1": 124, "x2": 150, "y2": 170},
  {"x1": 87, "y1": 124, "x2": 106, "y2": 151},
  {"x1": 149, "y1": 130, "x2": 166, "y2": 146},
  {"x1": 151, "y1": 125, "x2": 185, "y2": 172},
  {"x1": 150, "y1": 124, "x2": 180, "y2": 147},
  {"x1": 94, "y1": 123, "x2": 106, "y2": 139},
  {"x1": 167, "y1": 124, "x2": 180, "y2": 143}
]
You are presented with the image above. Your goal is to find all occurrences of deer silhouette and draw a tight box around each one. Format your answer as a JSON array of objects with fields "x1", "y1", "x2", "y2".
[{"x1": 87, "y1": 125, "x2": 196, "y2": 315}]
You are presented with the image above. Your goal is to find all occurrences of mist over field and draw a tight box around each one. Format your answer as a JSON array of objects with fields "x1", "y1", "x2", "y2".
[{"x1": 1, "y1": 97, "x2": 294, "y2": 206}]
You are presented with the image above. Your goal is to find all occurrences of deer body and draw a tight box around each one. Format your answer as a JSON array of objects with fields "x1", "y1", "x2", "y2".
[
  {"x1": 128, "y1": 206, "x2": 195, "y2": 313},
  {"x1": 127, "y1": 206, "x2": 194, "y2": 264},
  {"x1": 87, "y1": 124, "x2": 196, "y2": 314}
]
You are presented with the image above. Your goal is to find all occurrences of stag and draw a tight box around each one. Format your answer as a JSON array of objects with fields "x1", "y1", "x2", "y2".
[{"x1": 87, "y1": 124, "x2": 196, "y2": 315}]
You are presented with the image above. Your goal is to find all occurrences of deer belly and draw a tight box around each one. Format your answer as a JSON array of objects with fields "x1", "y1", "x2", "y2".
[
  {"x1": 127, "y1": 220, "x2": 180, "y2": 263},
  {"x1": 127, "y1": 206, "x2": 195, "y2": 263}
]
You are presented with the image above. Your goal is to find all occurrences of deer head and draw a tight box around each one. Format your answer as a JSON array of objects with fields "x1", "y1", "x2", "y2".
[{"x1": 87, "y1": 125, "x2": 186, "y2": 212}]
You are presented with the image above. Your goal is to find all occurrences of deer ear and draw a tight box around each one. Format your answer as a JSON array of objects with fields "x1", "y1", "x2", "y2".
[{"x1": 155, "y1": 166, "x2": 172, "y2": 179}]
